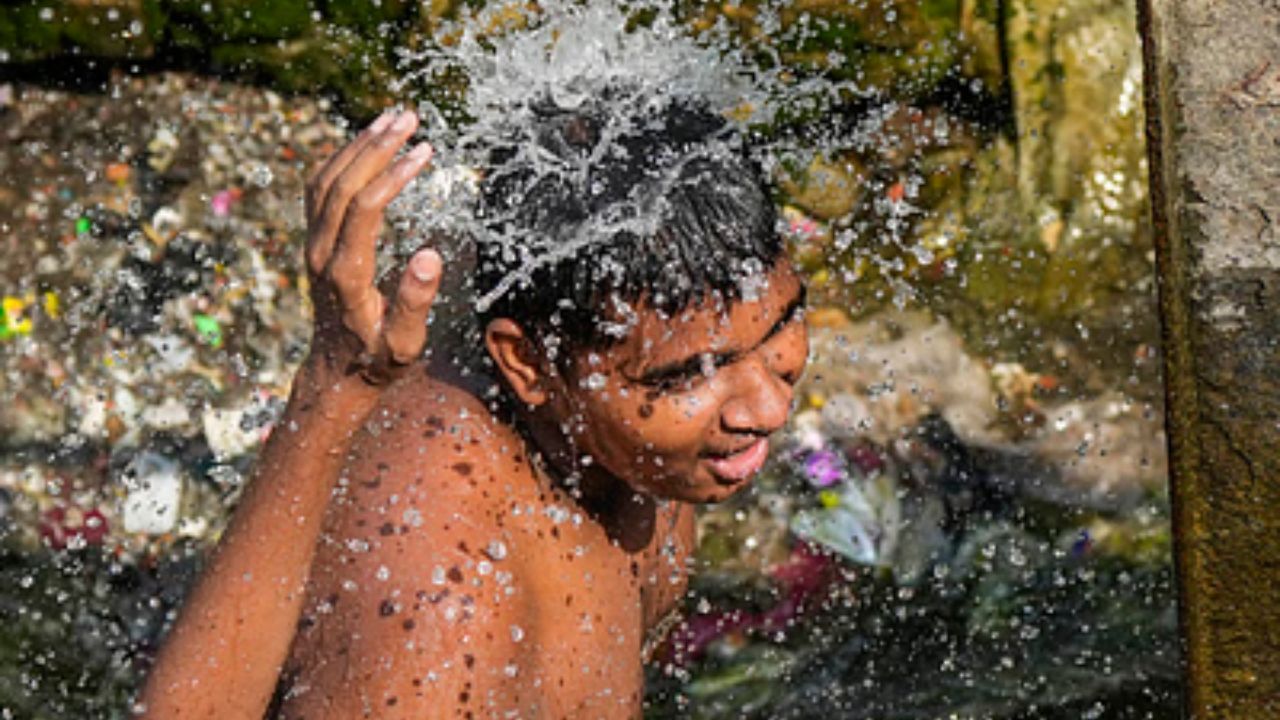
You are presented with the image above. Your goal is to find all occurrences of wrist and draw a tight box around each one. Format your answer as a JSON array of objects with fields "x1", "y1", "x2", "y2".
[{"x1": 288, "y1": 357, "x2": 384, "y2": 428}]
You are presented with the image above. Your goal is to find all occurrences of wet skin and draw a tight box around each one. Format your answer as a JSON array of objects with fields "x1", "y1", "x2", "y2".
[
  {"x1": 135, "y1": 109, "x2": 807, "y2": 720},
  {"x1": 529, "y1": 262, "x2": 809, "y2": 511},
  {"x1": 279, "y1": 262, "x2": 809, "y2": 718}
]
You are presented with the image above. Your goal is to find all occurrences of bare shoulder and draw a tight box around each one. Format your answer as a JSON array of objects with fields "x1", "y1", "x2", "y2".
[
  {"x1": 279, "y1": 374, "x2": 546, "y2": 718},
  {"x1": 334, "y1": 374, "x2": 540, "y2": 526}
]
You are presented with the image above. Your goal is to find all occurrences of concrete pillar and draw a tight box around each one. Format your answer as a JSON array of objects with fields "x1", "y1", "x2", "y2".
[{"x1": 1138, "y1": 0, "x2": 1280, "y2": 715}]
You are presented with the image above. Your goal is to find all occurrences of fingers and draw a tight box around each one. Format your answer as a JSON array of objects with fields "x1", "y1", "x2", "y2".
[
  {"x1": 305, "y1": 112, "x2": 392, "y2": 224},
  {"x1": 306, "y1": 111, "x2": 421, "y2": 275},
  {"x1": 383, "y1": 250, "x2": 443, "y2": 364},
  {"x1": 327, "y1": 141, "x2": 435, "y2": 338}
]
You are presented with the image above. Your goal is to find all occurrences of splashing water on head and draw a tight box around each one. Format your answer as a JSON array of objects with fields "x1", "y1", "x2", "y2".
[{"x1": 383, "y1": 1, "x2": 796, "y2": 321}]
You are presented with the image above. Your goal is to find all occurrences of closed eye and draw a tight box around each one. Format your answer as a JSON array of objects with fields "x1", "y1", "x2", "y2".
[
  {"x1": 633, "y1": 285, "x2": 806, "y2": 389},
  {"x1": 638, "y1": 355, "x2": 703, "y2": 388}
]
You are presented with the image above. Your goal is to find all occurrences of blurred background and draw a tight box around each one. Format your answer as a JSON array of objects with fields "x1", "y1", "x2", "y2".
[{"x1": 0, "y1": 1, "x2": 1177, "y2": 717}]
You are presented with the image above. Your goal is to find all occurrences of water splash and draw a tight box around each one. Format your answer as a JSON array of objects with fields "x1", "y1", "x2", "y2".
[
  {"x1": 384, "y1": 1, "x2": 816, "y2": 318},
  {"x1": 377, "y1": 0, "x2": 964, "y2": 374}
]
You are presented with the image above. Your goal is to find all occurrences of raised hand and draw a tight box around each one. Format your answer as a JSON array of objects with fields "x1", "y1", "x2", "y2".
[{"x1": 303, "y1": 109, "x2": 442, "y2": 388}]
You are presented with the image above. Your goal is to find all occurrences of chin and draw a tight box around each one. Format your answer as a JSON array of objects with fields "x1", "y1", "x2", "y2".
[
  {"x1": 630, "y1": 466, "x2": 754, "y2": 504},
  {"x1": 678, "y1": 478, "x2": 754, "y2": 504}
]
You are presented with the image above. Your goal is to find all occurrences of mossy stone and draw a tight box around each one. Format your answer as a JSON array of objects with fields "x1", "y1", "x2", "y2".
[{"x1": 166, "y1": 0, "x2": 312, "y2": 43}]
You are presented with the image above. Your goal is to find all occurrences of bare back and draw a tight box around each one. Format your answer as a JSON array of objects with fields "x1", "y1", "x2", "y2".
[{"x1": 276, "y1": 374, "x2": 695, "y2": 719}]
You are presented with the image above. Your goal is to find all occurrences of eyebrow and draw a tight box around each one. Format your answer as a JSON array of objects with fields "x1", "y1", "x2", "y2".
[{"x1": 636, "y1": 286, "x2": 807, "y2": 384}]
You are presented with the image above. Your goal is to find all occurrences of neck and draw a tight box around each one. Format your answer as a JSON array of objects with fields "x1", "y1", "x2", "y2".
[{"x1": 515, "y1": 411, "x2": 659, "y2": 553}]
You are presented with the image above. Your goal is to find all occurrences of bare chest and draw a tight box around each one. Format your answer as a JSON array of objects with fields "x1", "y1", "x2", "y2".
[{"x1": 513, "y1": 499, "x2": 695, "y2": 697}]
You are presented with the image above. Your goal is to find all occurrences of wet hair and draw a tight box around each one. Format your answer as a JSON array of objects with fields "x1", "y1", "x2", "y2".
[{"x1": 473, "y1": 98, "x2": 783, "y2": 356}]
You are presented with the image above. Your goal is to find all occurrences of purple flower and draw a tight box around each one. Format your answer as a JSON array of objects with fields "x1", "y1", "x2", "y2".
[{"x1": 803, "y1": 449, "x2": 844, "y2": 488}]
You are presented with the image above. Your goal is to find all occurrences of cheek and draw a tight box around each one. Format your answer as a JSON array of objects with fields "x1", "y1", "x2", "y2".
[
  {"x1": 797, "y1": 329, "x2": 812, "y2": 368},
  {"x1": 632, "y1": 386, "x2": 724, "y2": 448},
  {"x1": 590, "y1": 387, "x2": 720, "y2": 460},
  {"x1": 647, "y1": 383, "x2": 706, "y2": 418},
  {"x1": 770, "y1": 329, "x2": 811, "y2": 378}
]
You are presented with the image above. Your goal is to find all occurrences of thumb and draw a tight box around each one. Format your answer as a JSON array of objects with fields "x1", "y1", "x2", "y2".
[{"x1": 383, "y1": 249, "x2": 443, "y2": 365}]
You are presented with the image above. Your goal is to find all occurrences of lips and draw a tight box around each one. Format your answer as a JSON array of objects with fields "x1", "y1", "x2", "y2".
[{"x1": 704, "y1": 438, "x2": 770, "y2": 485}]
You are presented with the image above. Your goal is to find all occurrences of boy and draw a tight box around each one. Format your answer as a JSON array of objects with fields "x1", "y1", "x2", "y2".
[{"x1": 137, "y1": 99, "x2": 808, "y2": 718}]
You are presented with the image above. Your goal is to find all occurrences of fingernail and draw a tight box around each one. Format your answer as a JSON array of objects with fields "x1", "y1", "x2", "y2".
[
  {"x1": 392, "y1": 111, "x2": 416, "y2": 132},
  {"x1": 408, "y1": 142, "x2": 434, "y2": 164},
  {"x1": 409, "y1": 252, "x2": 438, "y2": 283},
  {"x1": 371, "y1": 112, "x2": 394, "y2": 133}
]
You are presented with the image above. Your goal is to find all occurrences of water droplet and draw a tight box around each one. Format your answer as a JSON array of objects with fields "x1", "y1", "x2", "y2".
[{"x1": 485, "y1": 540, "x2": 508, "y2": 560}]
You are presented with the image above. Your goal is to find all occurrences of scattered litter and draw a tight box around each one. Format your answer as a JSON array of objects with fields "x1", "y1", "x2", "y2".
[
  {"x1": 119, "y1": 451, "x2": 183, "y2": 535},
  {"x1": 210, "y1": 188, "x2": 241, "y2": 217},
  {"x1": 1, "y1": 73, "x2": 339, "y2": 552},
  {"x1": 0, "y1": 295, "x2": 32, "y2": 339},
  {"x1": 192, "y1": 313, "x2": 223, "y2": 348}
]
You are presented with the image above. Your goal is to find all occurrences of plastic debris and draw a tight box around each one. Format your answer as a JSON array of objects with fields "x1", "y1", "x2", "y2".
[
  {"x1": 1, "y1": 73, "x2": 335, "y2": 557},
  {"x1": 39, "y1": 504, "x2": 110, "y2": 550},
  {"x1": 41, "y1": 291, "x2": 59, "y2": 320},
  {"x1": 210, "y1": 188, "x2": 241, "y2": 217},
  {"x1": 192, "y1": 313, "x2": 223, "y2": 348},
  {"x1": 119, "y1": 451, "x2": 184, "y2": 535},
  {"x1": 104, "y1": 162, "x2": 131, "y2": 185},
  {"x1": 0, "y1": 295, "x2": 32, "y2": 339},
  {"x1": 201, "y1": 392, "x2": 281, "y2": 460},
  {"x1": 802, "y1": 449, "x2": 844, "y2": 488}
]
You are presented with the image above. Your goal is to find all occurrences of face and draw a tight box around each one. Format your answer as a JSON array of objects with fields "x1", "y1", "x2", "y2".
[{"x1": 539, "y1": 259, "x2": 809, "y2": 504}]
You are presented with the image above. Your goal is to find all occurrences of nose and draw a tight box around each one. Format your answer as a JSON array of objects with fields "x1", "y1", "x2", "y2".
[{"x1": 721, "y1": 358, "x2": 793, "y2": 435}]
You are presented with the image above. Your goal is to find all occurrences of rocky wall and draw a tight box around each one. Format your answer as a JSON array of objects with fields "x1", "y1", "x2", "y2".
[{"x1": 1140, "y1": 0, "x2": 1280, "y2": 714}]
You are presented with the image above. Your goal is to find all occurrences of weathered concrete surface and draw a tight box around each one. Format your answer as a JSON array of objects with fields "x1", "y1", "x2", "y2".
[{"x1": 1139, "y1": 0, "x2": 1280, "y2": 715}]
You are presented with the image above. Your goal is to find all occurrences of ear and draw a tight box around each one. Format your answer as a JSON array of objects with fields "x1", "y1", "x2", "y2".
[{"x1": 484, "y1": 318, "x2": 551, "y2": 406}]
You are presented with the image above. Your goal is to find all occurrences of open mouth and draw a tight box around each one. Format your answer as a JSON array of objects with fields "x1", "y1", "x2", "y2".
[{"x1": 704, "y1": 438, "x2": 770, "y2": 485}]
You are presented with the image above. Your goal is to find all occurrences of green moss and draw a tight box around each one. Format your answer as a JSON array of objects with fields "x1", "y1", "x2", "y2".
[
  {"x1": 166, "y1": 0, "x2": 312, "y2": 43},
  {"x1": 320, "y1": 0, "x2": 414, "y2": 31},
  {"x1": 208, "y1": 28, "x2": 400, "y2": 113},
  {"x1": 0, "y1": 1, "x2": 169, "y2": 60},
  {"x1": 62, "y1": 8, "x2": 157, "y2": 58},
  {"x1": 0, "y1": 3, "x2": 86, "y2": 62},
  {"x1": 921, "y1": 0, "x2": 964, "y2": 22}
]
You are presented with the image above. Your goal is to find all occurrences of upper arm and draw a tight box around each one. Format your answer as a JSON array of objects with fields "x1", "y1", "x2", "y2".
[
  {"x1": 313, "y1": 529, "x2": 532, "y2": 719},
  {"x1": 283, "y1": 383, "x2": 539, "y2": 718}
]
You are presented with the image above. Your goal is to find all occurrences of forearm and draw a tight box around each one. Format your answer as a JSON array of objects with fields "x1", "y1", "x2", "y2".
[
  {"x1": 136, "y1": 366, "x2": 381, "y2": 719},
  {"x1": 136, "y1": 106, "x2": 441, "y2": 719}
]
